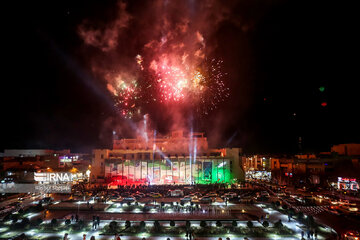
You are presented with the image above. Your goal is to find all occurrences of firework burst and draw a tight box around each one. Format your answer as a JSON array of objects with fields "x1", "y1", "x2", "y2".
[
  {"x1": 107, "y1": 75, "x2": 141, "y2": 118},
  {"x1": 106, "y1": 55, "x2": 229, "y2": 119}
]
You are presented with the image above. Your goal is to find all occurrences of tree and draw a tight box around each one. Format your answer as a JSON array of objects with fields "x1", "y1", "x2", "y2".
[
  {"x1": 247, "y1": 221, "x2": 253, "y2": 229},
  {"x1": 51, "y1": 218, "x2": 57, "y2": 226},
  {"x1": 78, "y1": 220, "x2": 84, "y2": 228},
  {"x1": 306, "y1": 215, "x2": 315, "y2": 228},
  {"x1": 185, "y1": 220, "x2": 191, "y2": 230},
  {"x1": 21, "y1": 217, "x2": 30, "y2": 225},
  {"x1": 12, "y1": 217, "x2": 18, "y2": 224},
  {"x1": 170, "y1": 220, "x2": 175, "y2": 227},
  {"x1": 200, "y1": 220, "x2": 207, "y2": 228},
  {"x1": 36, "y1": 218, "x2": 43, "y2": 225},
  {"x1": 125, "y1": 220, "x2": 131, "y2": 228},
  {"x1": 262, "y1": 221, "x2": 269, "y2": 228},
  {"x1": 297, "y1": 211, "x2": 304, "y2": 220},
  {"x1": 140, "y1": 221, "x2": 146, "y2": 231},
  {"x1": 216, "y1": 220, "x2": 222, "y2": 227},
  {"x1": 3, "y1": 213, "x2": 12, "y2": 221},
  {"x1": 274, "y1": 220, "x2": 283, "y2": 229},
  {"x1": 109, "y1": 221, "x2": 117, "y2": 232},
  {"x1": 154, "y1": 220, "x2": 161, "y2": 232},
  {"x1": 232, "y1": 220, "x2": 237, "y2": 228}
]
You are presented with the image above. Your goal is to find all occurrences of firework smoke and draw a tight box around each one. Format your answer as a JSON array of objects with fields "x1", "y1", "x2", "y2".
[{"x1": 78, "y1": 0, "x2": 235, "y2": 136}]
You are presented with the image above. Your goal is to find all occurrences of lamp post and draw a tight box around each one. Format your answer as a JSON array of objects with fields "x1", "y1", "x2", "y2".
[{"x1": 86, "y1": 169, "x2": 91, "y2": 189}]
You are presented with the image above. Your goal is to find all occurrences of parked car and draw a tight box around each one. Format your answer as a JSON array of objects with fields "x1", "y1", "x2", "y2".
[
  {"x1": 121, "y1": 197, "x2": 136, "y2": 203},
  {"x1": 200, "y1": 196, "x2": 212, "y2": 203},
  {"x1": 150, "y1": 193, "x2": 162, "y2": 198},
  {"x1": 168, "y1": 189, "x2": 184, "y2": 197},
  {"x1": 180, "y1": 197, "x2": 192, "y2": 204},
  {"x1": 207, "y1": 192, "x2": 217, "y2": 197}
]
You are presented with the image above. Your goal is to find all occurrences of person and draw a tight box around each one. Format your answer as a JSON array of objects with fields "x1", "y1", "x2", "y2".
[
  {"x1": 83, "y1": 234, "x2": 86, "y2": 240},
  {"x1": 63, "y1": 233, "x2": 69, "y2": 240},
  {"x1": 97, "y1": 216, "x2": 100, "y2": 227},
  {"x1": 314, "y1": 229, "x2": 318, "y2": 239},
  {"x1": 90, "y1": 237, "x2": 95, "y2": 240},
  {"x1": 114, "y1": 234, "x2": 121, "y2": 240},
  {"x1": 301, "y1": 230, "x2": 304, "y2": 239},
  {"x1": 71, "y1": 215, "x2": 74, "y2": 222},
  {"x1": 226, "y1": 238, "x2": 230, "y2": 240},
  {"x1": 75, "y1": 214, "x2": 79, "y2": 222}
]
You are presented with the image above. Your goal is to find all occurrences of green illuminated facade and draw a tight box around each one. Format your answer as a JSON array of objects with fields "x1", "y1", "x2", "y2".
[{"x1": 105, "y1": 156, "x2": 238, "y2": 185}]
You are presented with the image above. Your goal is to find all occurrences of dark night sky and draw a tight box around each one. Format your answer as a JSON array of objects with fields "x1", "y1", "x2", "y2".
[{"x1": 1, "y1": 0, "x2": 358, "y2": 153}]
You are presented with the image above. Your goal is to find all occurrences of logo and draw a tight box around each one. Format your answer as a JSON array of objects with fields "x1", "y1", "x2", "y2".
[{"x1": 34, "y1": 172, "x2": 74, "y2": 183}]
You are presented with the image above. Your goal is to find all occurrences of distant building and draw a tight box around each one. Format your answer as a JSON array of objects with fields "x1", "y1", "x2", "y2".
[
  {"x1": 331, "y1": 143, "x2": 360, "y2": 156},
  {"x1": 242, "y1": 155, "x2": 270, "y2": 172},
  {"x1": 270, "y1": 152, "x2": 360, "y2": 187}
]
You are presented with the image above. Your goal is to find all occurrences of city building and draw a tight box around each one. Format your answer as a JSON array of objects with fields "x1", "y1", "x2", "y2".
[
  {"x1": 91, "y1": 131, "x2": 244, "y2": 185},
  {"x1": 270, "y1": 152, "x2": 360, "y2": 189},
  {"x1": 331, "y1": 143, "x2": 360, "y2": 156},
  {"x1": 0, "y1": 149, "x2": 91, "y2": 183}
]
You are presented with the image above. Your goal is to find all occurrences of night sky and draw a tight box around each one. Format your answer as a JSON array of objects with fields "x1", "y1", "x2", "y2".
[{"x1": 1, "y1": 0, "x2": 358, "y2": 154}]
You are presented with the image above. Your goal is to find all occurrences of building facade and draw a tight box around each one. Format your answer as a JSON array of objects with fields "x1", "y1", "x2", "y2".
[{"x1": 91, "y1": 131, "x2": 244, "y2": 185}]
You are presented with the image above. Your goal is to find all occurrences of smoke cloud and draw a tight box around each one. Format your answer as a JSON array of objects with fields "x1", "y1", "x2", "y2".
[{"x1": 78, "y1": 0, "x2": 256, "y2": 147}]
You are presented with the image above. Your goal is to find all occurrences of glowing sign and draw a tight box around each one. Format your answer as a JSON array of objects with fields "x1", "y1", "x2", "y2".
[
  {"x1": 59, "y1": 155, "x2": 79, "y2": 163},
  {"x1": 338, "y1": 177, "x2": 357, "y2": 182},
  {"x1": 34, "y1": 172, "x2": 75, "y2": 182}
]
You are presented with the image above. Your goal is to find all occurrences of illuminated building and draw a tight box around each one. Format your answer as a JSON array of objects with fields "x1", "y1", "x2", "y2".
[
  {"x1": 0, "y1": 149, "x2": 91, "y2": 183},
  {"x1": 270, "y1": 153, "x2": 360, "y2": 187},
  {"x1": 91, "y1": 131, "x2": 244, "y2": 185},
  {"x1": 242, "y1": 155, "x2": 270, "y2": 172}
]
